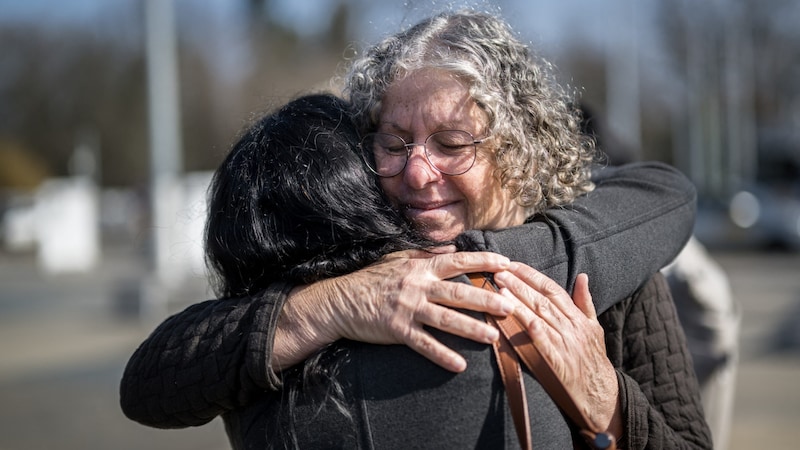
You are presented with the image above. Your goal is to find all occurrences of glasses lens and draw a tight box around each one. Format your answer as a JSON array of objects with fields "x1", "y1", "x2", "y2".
[
  {"x1": 361, "y1": 131, "x2": 479, "y2": 177},
  {"x1": 426, "y1": 130, "x2": 477, "y2": 175},
  {"x1": 362, "y1": 133, "x2": 407, "y2": 177}
]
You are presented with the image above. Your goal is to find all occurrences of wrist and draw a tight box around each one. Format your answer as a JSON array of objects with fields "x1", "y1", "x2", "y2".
[
  {"x1": 595, "y1": 383, "x2": 624, "y2": 449},
  {"x1": 271, "y1": 280, "x2": 342, "y2": 371},
  {"x1": 586, "y1": 375, "x2": 624, "y2": 449},
  {"x1": 580, "y1": 430, "x2": 621, "y2": 450}
]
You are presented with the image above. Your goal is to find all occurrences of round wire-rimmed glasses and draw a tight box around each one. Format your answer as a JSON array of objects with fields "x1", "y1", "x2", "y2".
[{"x1": 359, "y1": 130, "x2": 488, "y2": 177}]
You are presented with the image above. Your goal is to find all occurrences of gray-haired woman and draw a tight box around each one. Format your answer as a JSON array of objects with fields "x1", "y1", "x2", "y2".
[{"x1": 121, "y1": 9, "x2": 710, "y2": 449}]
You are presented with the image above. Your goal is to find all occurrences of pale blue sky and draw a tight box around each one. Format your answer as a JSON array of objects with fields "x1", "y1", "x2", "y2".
[{"x1": 0, "y1": 0, "x2": 648, "y2": 53}]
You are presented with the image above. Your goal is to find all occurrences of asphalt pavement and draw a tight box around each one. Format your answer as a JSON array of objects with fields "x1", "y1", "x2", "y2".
[{"x1": 0, "y1": 245, "x2": 798, "y2": 450}]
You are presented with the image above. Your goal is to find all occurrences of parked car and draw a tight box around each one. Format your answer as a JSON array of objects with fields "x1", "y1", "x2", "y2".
[{"x1": 696, "y1": 129, "x2": 800, "y2": 251}]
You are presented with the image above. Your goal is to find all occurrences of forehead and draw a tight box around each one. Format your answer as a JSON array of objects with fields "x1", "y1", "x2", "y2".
[{"x1": 379, "y1": 69, "x2": 487, "y2": 134}]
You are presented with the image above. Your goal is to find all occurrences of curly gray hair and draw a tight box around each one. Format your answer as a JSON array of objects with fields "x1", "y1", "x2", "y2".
[{"x1": 344, "y1": 10, "x2": 596, "y2": 214}]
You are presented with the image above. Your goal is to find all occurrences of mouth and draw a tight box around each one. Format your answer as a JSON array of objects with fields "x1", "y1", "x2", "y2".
[
  {"x1": 405, "y1": 199, "x2": 452, "y2": 210},
  {"x1": 401, "y1": 200, "x2": 457, "y2": 222}
]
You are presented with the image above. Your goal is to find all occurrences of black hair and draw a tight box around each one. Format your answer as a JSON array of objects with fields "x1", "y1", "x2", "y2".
[
  {"x1": 204, "y1": 93, "x2": 437, "y2": 448},
  {"x1": 205, "y1": 93, "x2": 434, "y2": 298}
]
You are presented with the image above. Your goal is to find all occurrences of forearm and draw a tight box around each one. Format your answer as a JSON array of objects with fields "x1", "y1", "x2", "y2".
[
  {"x1": 458, "y1": 161, "x2": 697, "y2": 314},
  {"x1": 119, "y1": 282, "x2": 292, "y2": 428},
  {"x1": 271, "y1": 280, "x2": 345, "y2": 371}
]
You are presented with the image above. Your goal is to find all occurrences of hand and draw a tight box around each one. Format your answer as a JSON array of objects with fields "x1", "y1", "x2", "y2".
[
  {"x1": 273, "y1": 246, "x2": 515, "y2": 373},
  {"x1": 493, "y1": 263, "x2": 621, "y2": 434}
]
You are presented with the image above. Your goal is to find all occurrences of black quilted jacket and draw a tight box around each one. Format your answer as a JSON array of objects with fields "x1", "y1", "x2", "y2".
[
  {"x1": 599, "y1": 273, "x2": 712, "y2": 449},
  {"x1": 119, "y1": 163, "x2": 711, "y2": 448}
]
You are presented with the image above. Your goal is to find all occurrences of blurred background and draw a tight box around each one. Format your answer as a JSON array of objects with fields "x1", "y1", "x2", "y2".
[{"x1": 0, "y1": 0, "x2": 798, "y2": 449}]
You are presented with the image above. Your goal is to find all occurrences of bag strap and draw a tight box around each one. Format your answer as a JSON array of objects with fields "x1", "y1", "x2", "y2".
[
  {"x1": 486, "y1": 313, "x2": 532, "y2": 450},
  {"x1": 468, "y1": 273, "x2": 617, "y2": 450}
]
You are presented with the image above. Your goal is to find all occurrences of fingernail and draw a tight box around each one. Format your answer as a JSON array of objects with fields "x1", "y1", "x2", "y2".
[
  {"x1": 451, "y1": 357, "x2": 467, "y2": 372},
  {"x1": 486, "y1": 327, "x2": 500, "y2": 343},
  {"x1": 500, "y1": 299, "x2": 515, "y2": 315}
]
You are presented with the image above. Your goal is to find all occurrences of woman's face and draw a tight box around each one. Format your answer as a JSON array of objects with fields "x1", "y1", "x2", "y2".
[{"x1": 377, "y1": 69, "x2": 528, "y2": 241}]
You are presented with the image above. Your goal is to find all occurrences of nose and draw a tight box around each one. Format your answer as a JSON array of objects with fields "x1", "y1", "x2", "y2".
[{"x1": 403, "y1": 144, "x2": 442, "y2": 189}]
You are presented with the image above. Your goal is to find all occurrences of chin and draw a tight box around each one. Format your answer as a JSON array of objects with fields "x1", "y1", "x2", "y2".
[{"x1": 419, "y1": 227, "x2": 462, "y2": 243}]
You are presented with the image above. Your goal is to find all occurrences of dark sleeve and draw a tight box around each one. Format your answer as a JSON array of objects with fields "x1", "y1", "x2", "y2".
[
  {"x1": 602, "y1": 274, "x2": 713, "y2": 449},
  {"x1": 118, "y1": 281, "x2": 293, "y2": 428},
  {"x1": 456, "y1": 161, "x2": 696, "y2": 314}
]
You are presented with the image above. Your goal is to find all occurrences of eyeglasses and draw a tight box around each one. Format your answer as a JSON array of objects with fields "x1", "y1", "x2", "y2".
[{"x1": 359, "y1": 130, "x2": 488, "y2": 177}]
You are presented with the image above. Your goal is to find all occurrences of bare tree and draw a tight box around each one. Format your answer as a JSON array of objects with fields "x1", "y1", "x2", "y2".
[{"x1": 656, "y1": 0, "x2": 800, "y2": 195}]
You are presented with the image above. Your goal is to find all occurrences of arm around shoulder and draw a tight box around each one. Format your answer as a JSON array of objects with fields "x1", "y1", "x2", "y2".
[{"x1": 457, "y1": 161, "x2": 697, "y2": 313}]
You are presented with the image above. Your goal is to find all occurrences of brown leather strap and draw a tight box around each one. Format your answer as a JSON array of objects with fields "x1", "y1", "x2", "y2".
[
  {"x1": 468, "y1": 273, "x2": 617, "y2": 450},
  {"x1": 486, "y1": 314, "x2": 532, "y2": 450}
]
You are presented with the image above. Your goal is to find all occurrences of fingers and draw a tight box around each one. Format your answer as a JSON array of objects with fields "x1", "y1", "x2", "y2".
[
  {"x1": 496, "y1": 262, "x2": 575, "y2": 313},
  {"x1": 402, "y1": 327, "x2": 468, "y2": 373},
  {"x1": 572, "y1": 273, "x2": 597, "y2": 318},
  {"x1": 416, "y1": 301, "x2": 500, "y2": 344},
  {"x1": 406, "y1": 250, "x2": 518, "y2": 316},
  {"x1": 491, "y1": 265, "x2": 618, "y2": 431},
  {"x1": 493, "y1": 265, "x2": 569, "y2": 323},
  {"x1": 334, "y1": 250, "x2": 516, "y2": 373},
  {"x1": 492, "y1": 263, "x2": 591, "y2": 337},
  {"x1": 429, "y1": 251, "x2": 511, "y2": 280},
  {"x1": 428, "y1": 278, "x2": 516, "y2": 316}
]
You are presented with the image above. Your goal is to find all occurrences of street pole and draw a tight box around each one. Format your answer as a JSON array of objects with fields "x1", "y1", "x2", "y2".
[{"x1": 144, "y1": 0, "x2": 183, "y2": 320}]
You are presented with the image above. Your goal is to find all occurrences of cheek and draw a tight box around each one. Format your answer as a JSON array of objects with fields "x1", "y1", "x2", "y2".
[
  {"x1": 459, "y1": 170, "x2": 521, "y2": 229},
  {"x1": 378, "y1": 177, "x2": 401, "y2": 205},
  {"x1": 454, "y1": 170, "x2": 498, "y2": 226}
]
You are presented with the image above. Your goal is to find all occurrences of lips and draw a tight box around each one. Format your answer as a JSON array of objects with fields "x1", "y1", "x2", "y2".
[
  {"x1": 405, "y1": 200, "x2": 453, "y2": 211},
  {"x1": 401, "y1": 200, "x2": 457, "y2": 222}
]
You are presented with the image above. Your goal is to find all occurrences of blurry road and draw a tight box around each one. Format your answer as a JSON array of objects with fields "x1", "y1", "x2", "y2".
[
  {"x1": 0, "y1": 246, "x2": 228, "y2": 450},
  {"x1": 713, "y1": 251, "x2": 800, "y2": 449},
  {"x1": 0, "y1": 245, "x2": 799, "y2": 449}
]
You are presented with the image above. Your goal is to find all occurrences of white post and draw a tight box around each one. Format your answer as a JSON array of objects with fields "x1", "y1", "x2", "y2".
[{"x1": 144, "y1": 0, "x2": 183, "y2": 319}]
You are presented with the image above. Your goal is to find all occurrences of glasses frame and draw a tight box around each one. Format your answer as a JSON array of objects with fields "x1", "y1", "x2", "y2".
[{"x1": 359, "y1": 130, "x2": 489, "y2": 177}]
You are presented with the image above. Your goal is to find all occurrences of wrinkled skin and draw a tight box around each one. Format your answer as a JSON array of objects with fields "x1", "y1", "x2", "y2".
[
  {"x1": 495, "y1": 263, "x2": 623, "y2": 436},
  {"x1": 273, "y1": 246, "x2": 515, "y2": 373}
]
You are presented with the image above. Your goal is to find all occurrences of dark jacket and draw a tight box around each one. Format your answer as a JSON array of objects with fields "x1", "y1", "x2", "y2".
[
  {"x1": 120, "y1": 162, "x2": 709, "y2": 448},
  {"x1": 222, "y1": 273, "x2": 711, "y2": 449}
]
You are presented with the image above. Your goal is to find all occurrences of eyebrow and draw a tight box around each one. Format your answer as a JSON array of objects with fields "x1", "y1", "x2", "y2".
[{"x1": 377, "y1": 121, "x2": 474, "y2": 134}]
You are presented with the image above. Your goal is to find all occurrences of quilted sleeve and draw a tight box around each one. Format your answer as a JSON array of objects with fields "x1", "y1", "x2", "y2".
[
  {"x1": 119, "y1": 281, "x2": 293, "y2": 428},
  {"x1": 601, "y1": 274, "x2": 713, "y2": 449},
  {"x1": 457, "y1": 161, "x2": 696, "y2": 314}
]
